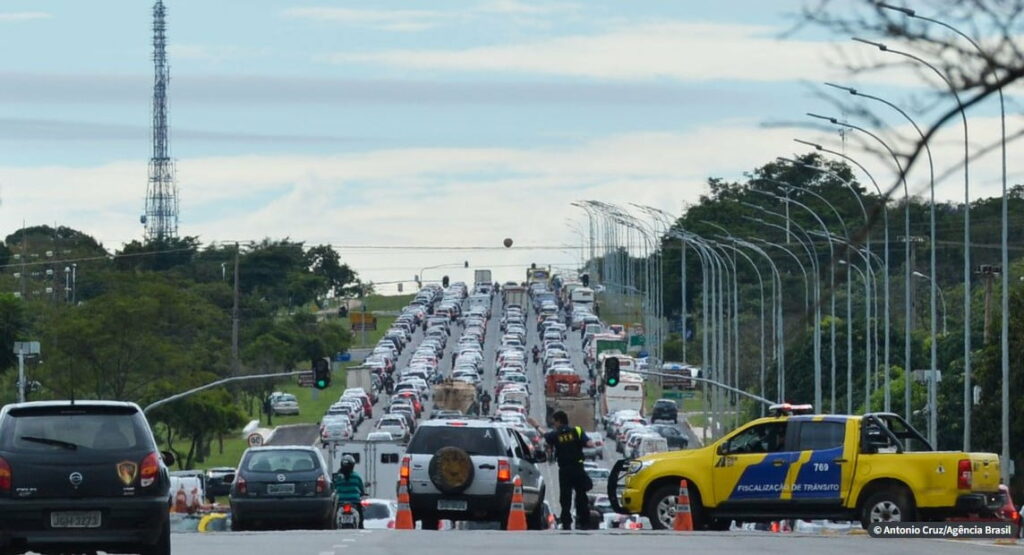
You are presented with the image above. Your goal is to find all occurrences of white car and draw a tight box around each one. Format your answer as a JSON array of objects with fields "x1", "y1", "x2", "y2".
[
  {"x1": 269, "y1": 393, "x2": 299, "y2": 416},
  {"x1": 366, "y1": 431, "x2": 394, "y2": 441},
  {"x1": 362, "y1": 498, "x2": 399, "y2": 529},
  {"x1": 401, "y1": 377, "x2": 431, "y2": 399},
  {"x1": 376, "y1": 416, "x2": 410, "y2": 441},
  {"x1": 321, "y1": 415, "x2": 353, "y2": 441}
]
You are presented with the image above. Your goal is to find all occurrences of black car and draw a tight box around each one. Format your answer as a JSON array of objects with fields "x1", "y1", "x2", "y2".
[
  {"x1": 651, "y1": 399, "x2": 679, "y2": 423},
  {"x1": 0, "y1": 401, "x2": 173, "y2": 555},
  {"x1": 229, "y1": 446, "x2": 336, "y2": 531},
  {"x1": 650, "y1": 424, "x2": 689, "y2": 450},
  {"x1": 205, "y1": 466, "x2": 236, "y2": 500}
]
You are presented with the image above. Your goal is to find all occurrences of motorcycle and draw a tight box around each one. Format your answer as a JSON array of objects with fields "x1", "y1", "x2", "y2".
[{"x1": 337, "y1": 501, "x2": 361, "y2": 529}]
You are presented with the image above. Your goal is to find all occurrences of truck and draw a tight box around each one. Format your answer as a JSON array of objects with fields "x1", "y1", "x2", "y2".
[
  {"x1": 586, "y1": 334, "x2": 628, "y2": 370},
  {"x1": 502, "y1": 285, "x2": 528, "y2": 309},
  {"x1": 345, "y1": 365, "x2": 375, "y2": 396},
  {"x1": 609, "y1": 405, "x2": 1003, "y2": 530},
  {"x1": 431, "y1": 380, "x2": 478, "y2": 416},
  {"x1": 546, "y1": 396, "x2": 597, "y2": 431},
  {"x1": 600, "y1": 371, "x2": 645, "y2": 417},
  {"x1": 569, "y1": 286, "x2": 596, "y2": 312},
  {"x1": 474, "y1": 269, "x2": 492, "y2": 285},
  {"x1": 526, "y1": 265, "x2": 551, "y2": 285},
  {"x1": 328, "y1": 439, "x2": 406, "y2": 500}
]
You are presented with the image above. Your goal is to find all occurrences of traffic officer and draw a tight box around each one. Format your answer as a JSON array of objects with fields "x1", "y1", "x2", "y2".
[{"x1": 544, "y1": 410, "x2": 594, "y2": 530}]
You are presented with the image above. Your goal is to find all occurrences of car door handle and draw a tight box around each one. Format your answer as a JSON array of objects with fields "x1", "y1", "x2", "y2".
[
  {"x1": 771, "y1": 459, "x2": 786, "y2": 467},
  {"x1": 479, "y1": 464, "x2": 496, "y2": 470},
  {"x1": 833, "y1": 459, "x2": 847, "y2": 464}
]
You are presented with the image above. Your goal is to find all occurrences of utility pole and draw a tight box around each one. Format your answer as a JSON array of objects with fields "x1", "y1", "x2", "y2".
[
  {"x1": 977, "y1": 265, "x2": 1000, "y2": 345},
  {"x1": 231, "y1": 243, "x2": 240, "y2": 374}
]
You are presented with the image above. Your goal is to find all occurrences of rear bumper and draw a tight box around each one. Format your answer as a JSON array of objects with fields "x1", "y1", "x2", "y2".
[
  {"x1": 410, "y1": 484, "x2": 515, "y2": 521},
  {"x1": 0, "y1": 496, "x2": 167, "y2": 549},
  {"x1": 954, "y1": 492, "x2": 1005, "y2": 515},
  {"x1": 231, "y1": 496, "x2": 335, "y2": 524}
]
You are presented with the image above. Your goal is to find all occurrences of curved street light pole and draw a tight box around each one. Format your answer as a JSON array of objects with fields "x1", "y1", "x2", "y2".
[{"x1": 853, "y1": 36, "x2": 973, "y2": 451}]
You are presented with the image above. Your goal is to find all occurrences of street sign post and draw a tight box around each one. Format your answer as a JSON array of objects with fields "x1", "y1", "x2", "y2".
[
  {"x1": 297, "y1": 371, "x2": 314, "y2": 388},
  {"x1": 13, "y1": 341, "x2": 40, "y2": 403}
]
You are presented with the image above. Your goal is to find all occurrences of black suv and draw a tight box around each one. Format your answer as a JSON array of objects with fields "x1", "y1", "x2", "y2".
[
  {"x1": 0, "y1": 401, "x2": 173, "y2": 555},
  {"x1": 651, "y1": 399, "x2": 678, "y2": 423}
]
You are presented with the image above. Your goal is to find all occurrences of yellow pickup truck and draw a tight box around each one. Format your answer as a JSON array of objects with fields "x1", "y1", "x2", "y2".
[{"x1": 608, "y1": 405, "x2": 1002, "y2": 530}]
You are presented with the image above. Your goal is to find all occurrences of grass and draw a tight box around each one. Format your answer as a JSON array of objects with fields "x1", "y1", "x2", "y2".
[
  {"x1": 340, "y1": 315, "x2": 397, "y2": 348},
  {"x1": 164, "y1": 363, "x2": 356, "y2": 472},
  {"x1": 596, "y1": 291, "x2": 643, "y2": 326}
]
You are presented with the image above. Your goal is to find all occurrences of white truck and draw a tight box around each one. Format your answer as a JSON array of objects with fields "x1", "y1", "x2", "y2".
[
  {"x1": 570, "y1": 286, "x2": 596, "y2": 312},
  {"x1": 474, "y1": 269, "x2": 492, "y2": 285},
  {"x1": 345, "y1": 365, "x2": 374, "y2": 394},
  {"x1": 326, "y1": 439, "x2": 406, "y2": 500},
  {"x1": 601, "y1": 371, "x2": 645, "y2": 417}
]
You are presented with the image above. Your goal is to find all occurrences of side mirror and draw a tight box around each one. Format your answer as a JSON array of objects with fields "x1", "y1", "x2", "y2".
[
  {"x1": 715, "y1": 443, "x2": 727, "y2": 456},
  {"x1": 161, "y1": 451, "x2": 176, "y2": 467}
]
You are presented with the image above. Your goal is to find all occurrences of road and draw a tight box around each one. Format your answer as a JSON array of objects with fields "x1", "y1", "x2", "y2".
[{"x1": 171, "y1": 529, "x2": 1021, "y2": 554}]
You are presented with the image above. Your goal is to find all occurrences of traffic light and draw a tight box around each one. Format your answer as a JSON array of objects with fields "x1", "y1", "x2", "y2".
[
  {"x1": 313, "y1": 357, "x2": 331, "y2": 390},
  {"x1": 581, "y1": 273, "x2": 590, "y2": 287},
  {"x1": 604, "y1": 357, "x2": 620, "y2": 387},
  {"x1": 442, "y1": 275, "x2": 450, "y2": 288}
]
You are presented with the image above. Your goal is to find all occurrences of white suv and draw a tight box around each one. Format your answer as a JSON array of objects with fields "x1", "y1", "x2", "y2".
[{"x1": 404, "y1": 419, "x2": 546, "y2": 529}]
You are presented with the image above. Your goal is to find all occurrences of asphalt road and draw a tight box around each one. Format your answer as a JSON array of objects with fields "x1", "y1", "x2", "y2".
[{"x1": 170, "y1": 529, "x2": 1023, "y2": 555}]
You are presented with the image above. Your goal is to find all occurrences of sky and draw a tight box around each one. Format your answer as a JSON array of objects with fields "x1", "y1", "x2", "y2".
[{"x1": 0, "y1": 0, "x2": 1019, "y2": 289}]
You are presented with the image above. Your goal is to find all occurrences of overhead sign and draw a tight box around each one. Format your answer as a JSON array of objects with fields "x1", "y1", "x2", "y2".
[{"x1": 12, "y1": 341, "x2": 40, "y2": 355}]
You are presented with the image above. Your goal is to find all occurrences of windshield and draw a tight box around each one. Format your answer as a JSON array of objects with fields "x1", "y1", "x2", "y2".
[
  {"x1": 2, "y1": 409, "x2": 151, "y2": 454},
  {"x1": 244, "y1": 450, "x2": 319, "y2": 473}
]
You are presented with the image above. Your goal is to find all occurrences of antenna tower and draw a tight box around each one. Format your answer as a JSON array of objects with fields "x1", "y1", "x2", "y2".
[{"x1": 142, "y1": 0, "x2": 179, "y2": 241}]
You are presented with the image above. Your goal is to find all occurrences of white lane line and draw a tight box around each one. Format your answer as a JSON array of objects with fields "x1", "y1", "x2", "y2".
[{"x1": 319, "y1": 551, "x2": 334, "y2": 555}]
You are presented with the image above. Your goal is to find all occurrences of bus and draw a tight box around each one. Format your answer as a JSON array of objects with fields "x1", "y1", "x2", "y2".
[{"x1": 601, "y1": 371, "x2": 645, "y2": 416}]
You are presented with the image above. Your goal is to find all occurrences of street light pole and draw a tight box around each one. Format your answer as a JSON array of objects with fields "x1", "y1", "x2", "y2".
[{"x1": 853, "y1": 37, "x2": 973, "y2": 451}]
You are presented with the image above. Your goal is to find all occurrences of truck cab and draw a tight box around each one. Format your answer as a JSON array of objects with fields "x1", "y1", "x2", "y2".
[{"x1": 610, "y1": 404, "x2": 1002, "y2": 530}]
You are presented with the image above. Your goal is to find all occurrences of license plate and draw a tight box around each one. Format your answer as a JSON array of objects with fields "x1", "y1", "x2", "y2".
[
  {"x1": 437, "y1": 499, "x2": 468, "y2": 511},
  {"x1": 267, "y1": 483, "x2": 295, "y2": 495},
  {"x1": 339, "y1": 514, "x2": 356, "y2": 524},
  {"x1": 51, "y1": 511, "x2": 101, "y2": 529}
]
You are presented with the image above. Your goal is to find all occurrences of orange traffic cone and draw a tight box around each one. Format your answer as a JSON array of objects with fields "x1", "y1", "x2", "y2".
[
  {"x1": 395, "y1": 478, "x2": 414, "y2": 530},
  {"x1": 506, "y1": 475, "x2": 527, "y2": 531},
  {"x1": 771, "y1": 521, "x2": 780, "y2": 533},
  {"x1": 672, "y1": 479, "x2": 693, "y2": 531}
]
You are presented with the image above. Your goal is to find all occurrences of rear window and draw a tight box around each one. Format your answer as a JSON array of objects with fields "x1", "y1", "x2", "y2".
[
  {"x1": 244, "y1": 450, "x2": 320, "y2": 473},
  {"x1": 364, "y1": 502, "x2": 392, "y2": 520},
  {"x1": 1, "y1": 407, "x2": 152, "y2": 453},
  {"x1": 407, "y1": 426, "x2": 502, "y2": 456}
]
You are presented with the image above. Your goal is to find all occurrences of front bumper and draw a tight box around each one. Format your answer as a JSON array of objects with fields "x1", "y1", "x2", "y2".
[
  {"x1": 231, "y1": 496, "x2": 335, "y2": 524},
  {"x1": 0, "y1": 495, "x2": 167, "y2": 550}
]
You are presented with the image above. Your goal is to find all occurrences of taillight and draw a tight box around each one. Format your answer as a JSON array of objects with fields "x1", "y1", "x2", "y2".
[
  {"x1": 316, "y1": 474, "x2": 328, "y2": 494},
  {"x1": 497, "y1": 459, "x2": 511, "y2": 482},
  {"x1": 343, "y1": 503, "x2": 353, "y2": 513},
  {"x1": 140, "y1": 452, "x2": 160, "y2": 488},
  {"x1": 957, "y1": 459, "x2": 972, "y2": 489},
  {"x1": 400, "y1": 456, "x2": 411, "y2": 480},
  {"x1": 0, "y1": 456, "x2": 11, "y2": 493},
  {"x1": 387, "y1": 520, "x2": 395, "y2": 529},
  {"x1": 234, "y1": 475, "x2": 248, "y2": 496}
]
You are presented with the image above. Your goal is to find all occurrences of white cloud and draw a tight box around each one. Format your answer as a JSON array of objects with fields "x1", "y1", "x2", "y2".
[
  {"x1": 281, "y1": 7, "x2": 449, "y2": 32},
  {"x1": 325, "y1": 21, "x2": 911, "y2": 84},
  {"x1": 1, "y1": 118, "x2": 1015, "y2": 289},
  {"x1": 0, "y1": 12, "x2": 50, "y2": 22},
  {"x1": 477, "y1": 0, "x2": 580, "y2": 16}
]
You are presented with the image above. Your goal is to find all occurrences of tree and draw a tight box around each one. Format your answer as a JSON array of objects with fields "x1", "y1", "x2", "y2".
[
  {"x1": 306, "y1": 245, "x2": 360, "y2": 300},
  {"x1": 0, "y1": 293, "x2": 26, "y2": 373}
]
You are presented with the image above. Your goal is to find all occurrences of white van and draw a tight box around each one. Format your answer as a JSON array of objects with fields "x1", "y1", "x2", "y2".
[{"x1": 636, "y1": 436, "x2": 669, "y2": 457}]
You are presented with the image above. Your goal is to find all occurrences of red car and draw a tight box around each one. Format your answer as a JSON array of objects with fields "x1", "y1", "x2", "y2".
[{"x1": 956, "y1": 484, "x2": 1021, "y2": 534}]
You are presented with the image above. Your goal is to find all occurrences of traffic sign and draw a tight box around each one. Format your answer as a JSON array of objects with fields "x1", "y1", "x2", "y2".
[
  {"x1": 247, "y1": 433, "x2": 264, "y2": 447},
  {"x1": 297, "y1": 371, "x2": 314, "y2": 387},
  {"x1": 663, "y1": 390, "x2": 696, "y2": 400}
]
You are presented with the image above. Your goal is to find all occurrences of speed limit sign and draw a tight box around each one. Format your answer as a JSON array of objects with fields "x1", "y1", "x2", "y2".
[{"x1": 247, "y1": 432, "x2": 264, "y2": 447}]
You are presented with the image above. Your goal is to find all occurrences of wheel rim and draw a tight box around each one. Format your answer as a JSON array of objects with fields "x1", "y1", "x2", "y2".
[
  {"x1": 869, "y1": 500, "x2": 902, "y2": 522},
  {"x1": 656, "y1": 494, "x2": 677, "y2": 529}
]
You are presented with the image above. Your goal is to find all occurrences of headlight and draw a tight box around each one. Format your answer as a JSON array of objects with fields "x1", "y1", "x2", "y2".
[{"x1": 626, "y1": 460, "x2": 654, "y2": 475}]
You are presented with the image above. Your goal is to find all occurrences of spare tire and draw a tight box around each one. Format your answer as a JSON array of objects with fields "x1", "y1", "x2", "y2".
[{"x1": 428, "y1": 447, "x2": 475, "y2": 494}]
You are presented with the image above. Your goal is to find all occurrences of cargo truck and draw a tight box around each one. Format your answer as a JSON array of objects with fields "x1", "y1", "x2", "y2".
[{"x1": 474, "y1": 269, "x2": 492, "y2": 285}]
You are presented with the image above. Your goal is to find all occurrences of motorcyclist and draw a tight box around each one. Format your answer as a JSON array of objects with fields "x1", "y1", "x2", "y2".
[
  {"x1": 480, "y1": 391, "x2": 492, "y2": 414},
  {"x1": 333, "y1": 455, "x2": 366, "y2": 528},
  {"x1": 383, "y1": 373, "x2": 395, "y2": 395},
  {"x1": 532, "y1": 345, "x2": 541, "y2": 365}
]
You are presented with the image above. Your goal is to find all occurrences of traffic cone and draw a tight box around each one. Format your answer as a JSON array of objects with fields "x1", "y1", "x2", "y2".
[
  {"x1": 395, "y1": 478, "x2": 414, "y2": 530},
  {"x1": 672, "y1": 479, "x2": 694, "y2": 531},
  {"x1": 506, "y1": 475, "x2": 527, "y2": 531},
  {"x1": 771, "y1": 521, "x2": 780, "y2": 533}
]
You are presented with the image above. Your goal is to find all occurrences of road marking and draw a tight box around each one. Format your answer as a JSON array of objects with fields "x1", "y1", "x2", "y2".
[{"x1": 319, "y1": 551, "x2": 334, "y2": 555}]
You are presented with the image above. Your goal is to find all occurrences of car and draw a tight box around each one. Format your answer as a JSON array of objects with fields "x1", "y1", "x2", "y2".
[
  {"x1": 651, "y1": 399, "x2": 678, "y2": 423},
  {"x1": 0, "y1": 401, "x2": 174, "y2": 554},
  {"x1": 583, "y1": 432, "x2": 606, "y2": 460},
  {"x1": 585, "y1": 467, "x2": 612, "y2": 493},
  {"x1": 378, "y1": 415, "x2": 412, "y2": 441},
  {"x1": 366, "y1": 431, "x2": 395, "y2": 442},
  {"x1": 362, "y1": 498, "x2": 399, "y2": 529},
  {"x1": 269, "y1": 393, "x2": 300, "y2": 416},
  {"x1": 230, "y1": 446, "x2": 336, "y2": 531},
  {"x1": 404, "y1": 420, "x2": 547, "y2": 529},
  {"x1": 320, "y1": 416, "x2": 354, "y2": 441},
  {"x1": 650, "y1": 424, "x2": 689, "y2": 450},
  {"x1": 205, "y1": 466, "x2": 237, "y2": 499}
]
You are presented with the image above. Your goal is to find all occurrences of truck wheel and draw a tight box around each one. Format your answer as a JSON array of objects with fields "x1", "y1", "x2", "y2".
[
  {"x1": 860, "y1": 489, "x2": 915, "y2": 529},
  {"x1": 644, "y1": 483, "x2": 704, "y2": 530}
]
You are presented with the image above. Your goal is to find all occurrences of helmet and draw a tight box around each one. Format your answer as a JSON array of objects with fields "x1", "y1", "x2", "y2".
[{"x1": 340, "y1": 454, "x2": 356, "y2": 473}]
